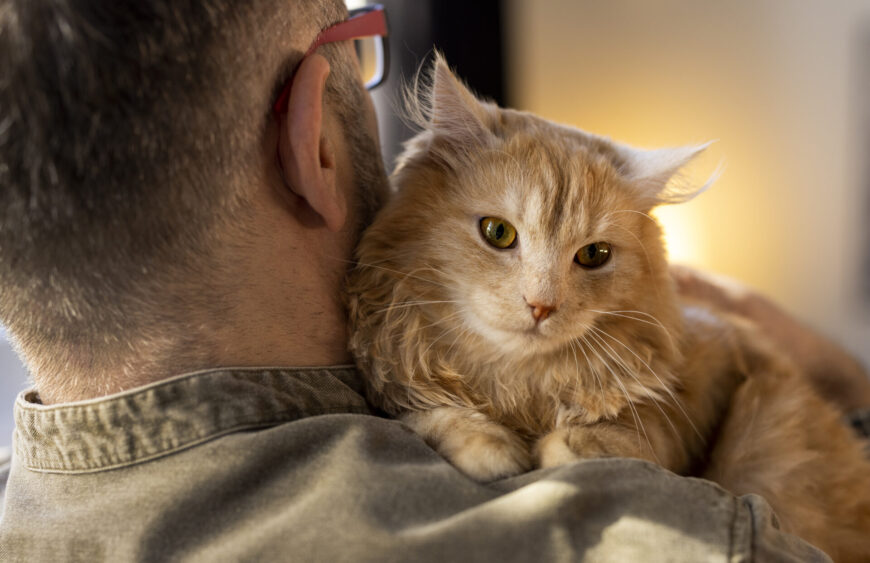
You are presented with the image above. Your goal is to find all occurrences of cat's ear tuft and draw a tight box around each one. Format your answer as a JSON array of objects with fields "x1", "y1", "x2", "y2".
[
  {"x1": 426, "y1": 53, "x2": 494, "y2": 147},
  {"x1": 619, "y1": 142, "x2": 717, "y2": 208}
]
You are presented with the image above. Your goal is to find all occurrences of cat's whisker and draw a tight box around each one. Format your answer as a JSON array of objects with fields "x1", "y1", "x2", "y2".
[
  {"x1": 494, "y1": 361, "x2": 519, "y2": 405},
  {"x1": 391, "y1": 304, "x2": 470, "y2": 408},
  {"x1": 582, "y1": 331, "x2": 659, "y2": 459},
  {"x1": 419, "y1": 321, "x2": 466, "y2": 362},
  {"x1": 611, "y1": 223, "x2": 661, "y2": 300},
  {"x1": 445, "y1": 328, "x2": 472, "y2": 360},
  {"x1": 375, "y1": 300, "x2": 460, "y2": 316},
  {"x1": 587, "y1": 327, "x2": 672, "y2": 408},
  {"x1": 608, "y1": 209, "x2": 659, "y2": 226},
  {"x1": 395, "y1": 266, "x2": 453, "y2": 290},
  {"x1": 572, "y1": 337, "x2": 639, "y2": 450},
  {"x1": 589, "y1": 326, "x2": 703, "y2": 443},
  {"x1": 549, "y1": 341, "x2": 572, "y2": 398},
  {"x1": 325, "y1": 254, "x2": 396, "y2": 268},
  {"x1": 401, "y1": 309, "x2": 466, "y2": 339},
  {"x1": 329, "y1": 253, "x2": 434, "y2": 283},
  {"x1": 444, "y1": 316, "x2": 475, "y2": 359},
  {"x1": 402, "y1": 320, "x2": 469, "y2": 406},
  {"x1": 572, "y1": 337, "x2": 607, "y2": 413},
  {"x1": 586, "y1": 327, "x2": 681, "y2": 449},
  {"x1": 400, "y1": 309, "x2": 464, "y2": 356},
  {"x1": 589, "y1": 325, "x2": 687, "y2": 417},
  {"x1": 349, "y1": 260, "x2": 451, "y2": 291},
  {"x1": 566, "y1": 339, "x2": 581, "y2": 398},
  {"x1": 605, "y1": 209, "x2": 665, "y2": 299},
  {"x1": 588, "y1": 309, "x2": 676, "y2": 351},
  {"x1": 594, "y1": 309, "x2": 669, "y2": 328},
  {"x1": 579, "y1": 333, "x2": 656, "y2": 462}
]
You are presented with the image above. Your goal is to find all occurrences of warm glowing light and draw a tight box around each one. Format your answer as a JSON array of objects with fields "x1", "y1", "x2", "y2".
[
  {"x1": 345, "y1": 0, "x2": 368, "y2": 9},
  {"x1": 653, "y1": 206, "x2": 703, "y2": 267},
  {"x1": 505, "y1": 0, "x2": 870, "y2": 349}
]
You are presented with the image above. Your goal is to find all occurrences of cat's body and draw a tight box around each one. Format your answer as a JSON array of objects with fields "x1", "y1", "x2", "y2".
[{"x1": 346, "y1": 57, "x2": 870, "y2": 560}]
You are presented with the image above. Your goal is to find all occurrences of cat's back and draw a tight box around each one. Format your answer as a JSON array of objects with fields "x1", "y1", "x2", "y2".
[{"x1": 679, "y1": 300, "x2": 870, "y2": 562}]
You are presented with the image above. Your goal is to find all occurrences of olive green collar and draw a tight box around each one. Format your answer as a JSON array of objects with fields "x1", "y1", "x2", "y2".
[{"x1": 14, "y1": 366, "x2": 371, "y2": 473}]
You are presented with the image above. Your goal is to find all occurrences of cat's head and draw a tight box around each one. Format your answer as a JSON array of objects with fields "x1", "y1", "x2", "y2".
[{"x1": 359, "y1": 55, "x2": 710, "y2": 362}]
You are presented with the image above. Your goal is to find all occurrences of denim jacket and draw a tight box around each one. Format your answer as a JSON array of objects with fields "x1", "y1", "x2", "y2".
[{"x1": 0, "y1": 366, "x2": 829, "y2": 561}]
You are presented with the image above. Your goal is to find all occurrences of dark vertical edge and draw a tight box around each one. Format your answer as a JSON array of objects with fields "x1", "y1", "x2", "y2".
[
  {"x1": 499, "y1": 0, "x2": 516, "y2": 109},
  {"x1": 369, "y1": 0, "x2": 507, "y2": 173},
  {"x1": 429, "y1": 0, "x2": 505, "y2": 106},
  {"x1": 369, "y1": 0, "x2": 435, "y2": 173},
  {"x1": 432, "y1": 0, "x2": 506, "y2": 105}
]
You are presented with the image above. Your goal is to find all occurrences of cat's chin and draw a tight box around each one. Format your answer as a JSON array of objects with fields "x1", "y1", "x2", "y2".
[{"x1": 477, "y1": 325, "x2": 571, "y2": 359}]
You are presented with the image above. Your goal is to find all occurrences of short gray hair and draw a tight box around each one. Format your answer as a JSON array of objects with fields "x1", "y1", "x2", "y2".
[{"x1": 0, "y1": 0, "x2": 346, "y2": 379}]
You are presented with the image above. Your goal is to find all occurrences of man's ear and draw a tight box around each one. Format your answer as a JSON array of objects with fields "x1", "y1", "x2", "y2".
[{"x1": 276, "y1": 53, "x2": 347, "y2": 232}]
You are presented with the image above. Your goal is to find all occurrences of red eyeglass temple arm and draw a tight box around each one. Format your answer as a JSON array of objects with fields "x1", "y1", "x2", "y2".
[{"x1": 272, "y1": 8, "x2": 388, "y2": 114}]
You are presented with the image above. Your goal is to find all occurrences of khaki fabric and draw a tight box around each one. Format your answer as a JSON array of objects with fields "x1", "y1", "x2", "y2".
[{"x1": 0, "y1": 366, "x2": 829, "y2": 562}]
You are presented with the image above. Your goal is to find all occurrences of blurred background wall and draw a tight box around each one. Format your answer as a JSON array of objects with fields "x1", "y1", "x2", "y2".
[
  {"x1": 2, "y1": 0, "x2": 868, "y2": 446},
  {"x1": 370, "y1": 0, "x2": 870, "y2": 368},
  {"x1": 504, "y1": 0, "x2": 870, "y2": 368}
]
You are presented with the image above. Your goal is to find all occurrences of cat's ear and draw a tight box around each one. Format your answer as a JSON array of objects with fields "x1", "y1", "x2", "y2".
[
  {"x1": 618, "y1": 142, "x2": 716, "y2": 208},
  {"x1": 426, "y1": 53, "x2": 494, "y2": 148}
]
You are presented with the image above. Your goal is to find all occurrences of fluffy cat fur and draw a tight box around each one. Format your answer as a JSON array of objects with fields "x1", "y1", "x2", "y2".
[{"x1": 346, "y1": 56, "x2": 870, "y2": 560}]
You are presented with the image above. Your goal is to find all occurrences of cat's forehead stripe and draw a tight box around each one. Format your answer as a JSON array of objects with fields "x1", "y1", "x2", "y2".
[
  {"x1": 521, "y1": 140, "x2": 592, "y2": 239},
  {"x1": 487, "y1": 123, "x2": 632, "y2": 244},
  {"x1": 542, "y1": 144, "x2": 570, "y2": 228}
]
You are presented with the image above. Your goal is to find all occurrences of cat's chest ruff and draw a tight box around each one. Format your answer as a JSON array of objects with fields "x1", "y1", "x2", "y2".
[{"x1": 466, "y1": 354, "x2": 636, "y2": 431}]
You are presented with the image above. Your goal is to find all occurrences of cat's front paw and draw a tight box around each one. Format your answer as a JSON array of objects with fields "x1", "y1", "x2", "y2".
[
  {"x1": 536, "y1": 427, "x2": 584, "y2": 468},
  {"x1": 441, "y1": 423, "x2": 531, "y2": 481},
  {"x1": 536, "y1": 424, "x2": 651, "y2": 469},
  {"x1": 402, "y1": 408, "x2": 532, "y2": 481}
]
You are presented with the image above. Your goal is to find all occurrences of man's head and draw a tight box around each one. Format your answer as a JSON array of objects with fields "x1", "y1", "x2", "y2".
[{"x1": 0, "y1": 0, "x2": 388, "y2": 401}]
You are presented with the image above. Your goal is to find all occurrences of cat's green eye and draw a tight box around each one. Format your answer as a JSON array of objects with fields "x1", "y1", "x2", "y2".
[
  {"x1": 575, "y1": 242, "x2": 612, "y2": 268},
  {"x1": 480, "y1": 217, "x2": 517, "y2": 249}
]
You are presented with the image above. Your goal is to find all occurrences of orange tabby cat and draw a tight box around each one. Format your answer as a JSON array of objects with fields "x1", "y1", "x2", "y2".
[{"x1": 346, "y1": 56, "x2": 870, "y2": 560}]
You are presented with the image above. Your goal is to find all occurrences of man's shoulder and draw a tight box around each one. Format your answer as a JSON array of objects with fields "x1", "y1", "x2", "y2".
[
  {"x1": 167, "y1": 413, "x2": 832, "y2": 561},
  {"x1": 0, "y1": 407, "x2": 830, "y2": 562}
]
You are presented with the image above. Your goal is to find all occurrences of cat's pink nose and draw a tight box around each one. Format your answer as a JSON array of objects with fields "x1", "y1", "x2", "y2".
[{"x1": 527, "y1": 300, "x2": 557, "y2": 322}]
